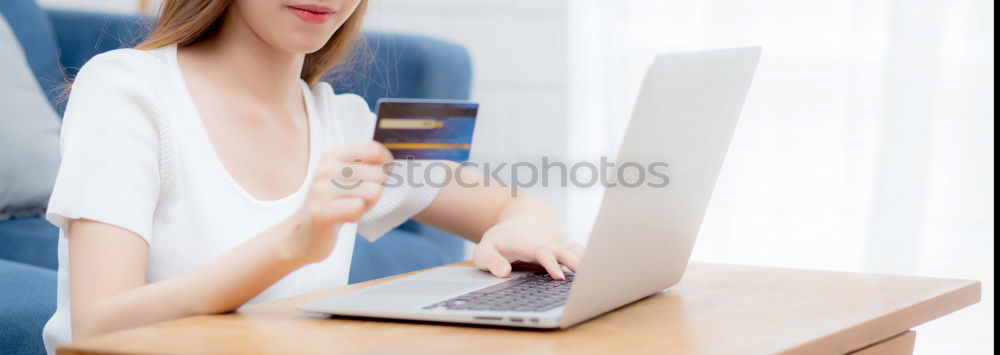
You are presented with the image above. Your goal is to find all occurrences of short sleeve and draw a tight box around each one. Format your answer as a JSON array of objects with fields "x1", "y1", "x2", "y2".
[
  {"x1": 357, "y1": 161, "x2": 445, "y2": 241},
  {"x1": 317, "y1": 83, "x2": 442, "y2": 241},
  {"x1": 46, "y1": 50, "x2": 166, "y2": 244}
]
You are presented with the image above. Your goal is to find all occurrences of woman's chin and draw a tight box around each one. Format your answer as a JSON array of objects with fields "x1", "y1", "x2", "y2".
[
  {"x1": 293, "y1": 42, "x2": 332, "y2": 55},
  {"x1": 269, "y1": 36, "x2": 333, "y2": 55}
]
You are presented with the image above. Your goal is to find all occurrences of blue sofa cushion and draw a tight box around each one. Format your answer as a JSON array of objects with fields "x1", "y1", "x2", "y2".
[
  {"x1": 0, "y1": 0, "x2": 64, "y2": 113},
  {"x1": 349, "y1": 224, "x2": 465, "y2": 284},
  {"x1": 0, "y1": 216, "x2": 59, "y2": 270},
  {"x1": 0, "y1": 259, "x2": 56, "y2": 355},
  {"x1": 47, "y1": 10, "x2": 152, "y2": 80},
  {"x1": 329, "y1": 32, "x2": 473, "y2": 110}
]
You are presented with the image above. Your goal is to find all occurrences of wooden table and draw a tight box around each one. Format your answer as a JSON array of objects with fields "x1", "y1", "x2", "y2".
[{"x1": 59, "y1": 262, "x2": 980, "y2": 355}]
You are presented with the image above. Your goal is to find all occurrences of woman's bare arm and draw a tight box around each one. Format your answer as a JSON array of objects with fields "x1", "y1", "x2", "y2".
[
  {"x1": 68, "y1": 218, "x2": 306, "y2": 339},
  {"x1": 414, "y1": 162, "x2": 582, "y2": 279},
  {"x1": 68, "y1": 142, "x2": 393, "y2": 340}
]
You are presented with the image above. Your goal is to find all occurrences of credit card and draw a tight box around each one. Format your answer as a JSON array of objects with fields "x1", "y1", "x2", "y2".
[{"x1": 374, "y1": 99, "x2": 479, "y2": 162}]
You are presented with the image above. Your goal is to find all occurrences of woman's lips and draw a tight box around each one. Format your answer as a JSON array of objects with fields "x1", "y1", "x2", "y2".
[{"x1": 288, "y1": 5, "x2": 334, "y2": 24}]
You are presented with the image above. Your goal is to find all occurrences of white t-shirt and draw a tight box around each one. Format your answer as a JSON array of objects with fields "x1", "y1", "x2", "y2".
[{"x1": 41, "y1": 45, "x2": 441, "y2": 353}]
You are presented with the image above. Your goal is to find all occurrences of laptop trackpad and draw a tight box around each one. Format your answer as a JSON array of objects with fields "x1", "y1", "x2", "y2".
[{"x1": 368, "y1": 280, "x2": 482, "y2": 296}]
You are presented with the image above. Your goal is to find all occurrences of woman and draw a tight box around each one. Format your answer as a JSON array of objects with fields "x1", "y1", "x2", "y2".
[{"x1": 42, "y1": 0, "x2": 580, "y2": 351}]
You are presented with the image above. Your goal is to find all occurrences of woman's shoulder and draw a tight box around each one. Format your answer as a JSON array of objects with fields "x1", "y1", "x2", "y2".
[
  {"x1": 73, "y1": 47, "x2": 178, "y2": 98},
  {"x1": 65, "y1": 47, "x2": 174, "y2": 139},
  {"x1": 77, "y1": 46, "x2": 172, "y2": 77},
  {"x1": 308, "y1": 81, "x2": 376, "y2": 141},
  {"x1": 308, "y1": 81, "x2": 371, "y2": 114},
  {"x1": 69, "y1": 47, "x2": 177, "y2": 118}
]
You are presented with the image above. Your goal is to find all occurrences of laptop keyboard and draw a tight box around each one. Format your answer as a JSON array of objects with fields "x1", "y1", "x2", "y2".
[{"x1": 422, "y1": 271, "x2": 575, "y2": 312}]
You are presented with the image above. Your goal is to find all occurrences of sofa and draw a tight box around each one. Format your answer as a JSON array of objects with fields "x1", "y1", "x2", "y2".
[{"x1": 0, "y1": 1, "x2": 469, "y2": 354}]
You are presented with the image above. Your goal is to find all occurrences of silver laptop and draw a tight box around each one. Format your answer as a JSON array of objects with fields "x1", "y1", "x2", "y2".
[{"x1": 300, "y1": 47, "x2": 761, "y2": 329}]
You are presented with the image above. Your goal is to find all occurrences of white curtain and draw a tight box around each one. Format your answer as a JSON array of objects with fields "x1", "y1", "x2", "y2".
[{"x1": 566, "y1": 1, "x2": 993, "y2": 353}]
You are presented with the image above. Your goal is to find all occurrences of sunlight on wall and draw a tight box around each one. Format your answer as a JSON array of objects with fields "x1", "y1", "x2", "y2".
[{"x1": 566, "y1": 1, "x2": 993, "y2": 354}]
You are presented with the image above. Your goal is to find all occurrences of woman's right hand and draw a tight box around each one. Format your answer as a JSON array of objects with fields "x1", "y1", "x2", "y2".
[{"x1": 284, "y1": 141, "x2": 393, "y2": 263}]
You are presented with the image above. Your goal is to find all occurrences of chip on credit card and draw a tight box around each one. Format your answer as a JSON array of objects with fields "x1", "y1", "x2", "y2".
[{"x1": 374, "y1": 99, "x2": 479, "y2": 162}]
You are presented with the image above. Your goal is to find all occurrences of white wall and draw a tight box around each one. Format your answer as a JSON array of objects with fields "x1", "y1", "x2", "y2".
[{"x1": 567, "y1": 2, "x2": 993, "y2": 355}]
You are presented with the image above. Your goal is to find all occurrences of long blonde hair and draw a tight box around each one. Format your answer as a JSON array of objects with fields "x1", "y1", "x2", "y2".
[{"x1": 135, "y1": 0, "x2": 368, "y2": 84}]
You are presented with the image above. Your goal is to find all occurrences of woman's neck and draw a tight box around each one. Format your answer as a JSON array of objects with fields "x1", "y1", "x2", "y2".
[{"x1": 186, "y1": 10, "x2": 306, "y2": 113}]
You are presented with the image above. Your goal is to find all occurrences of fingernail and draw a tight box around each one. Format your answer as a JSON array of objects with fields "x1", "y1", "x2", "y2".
[
  {"x1": 555, "y1": 269, "x2": 565, "y2": 280},
  {"x1": 488, "y1": 265, "x2": 500, "y2": 277},
  {"x1": 492, "y1": 261, "x2": 510, "y2": 277}
]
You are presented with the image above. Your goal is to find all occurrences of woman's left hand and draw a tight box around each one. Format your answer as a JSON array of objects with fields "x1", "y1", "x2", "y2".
[{"x1": 473, "y1": 221, "x2": 584, "y2": 280}]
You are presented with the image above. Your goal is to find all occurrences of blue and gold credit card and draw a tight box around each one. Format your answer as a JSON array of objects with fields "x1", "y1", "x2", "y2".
[{"x1": 374, "y1": 99, "x2": 479, "y2": 162}]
